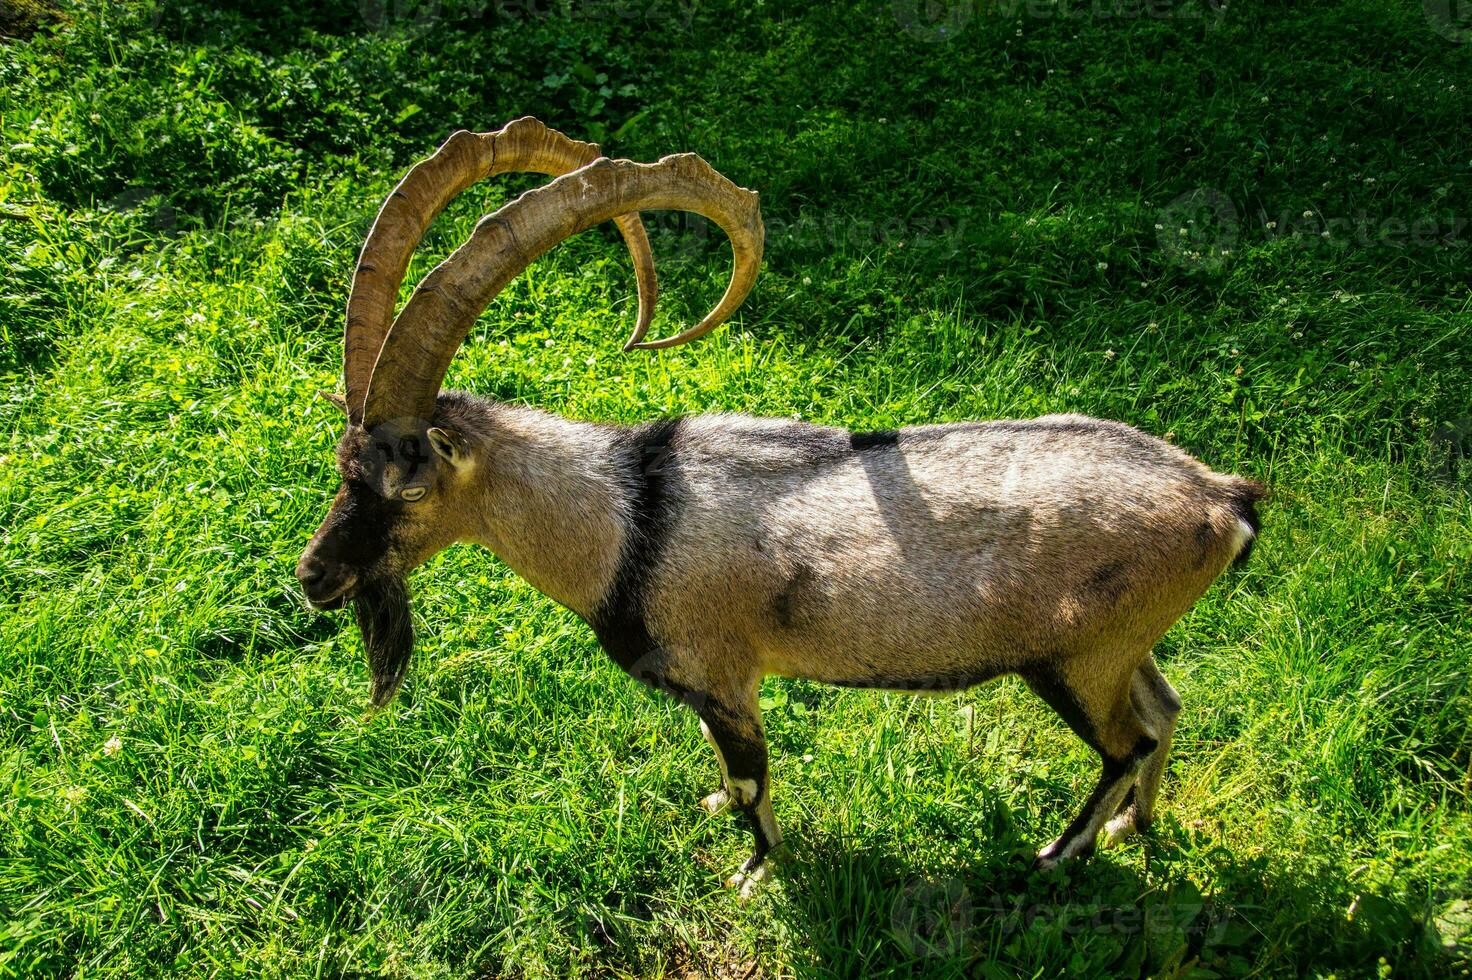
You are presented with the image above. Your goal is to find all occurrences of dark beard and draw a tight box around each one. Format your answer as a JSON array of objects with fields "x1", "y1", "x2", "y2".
[{"x1": 353, "y1": 576, "x2": 414, "y2": 707}]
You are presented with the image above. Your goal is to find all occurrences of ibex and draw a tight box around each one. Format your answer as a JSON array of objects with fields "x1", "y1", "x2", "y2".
[{"x1": 296, "y1": 117, "x2": 1265, "y2": 895}]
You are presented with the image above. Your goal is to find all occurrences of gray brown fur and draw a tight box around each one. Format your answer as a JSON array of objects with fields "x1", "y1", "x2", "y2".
[{"x1": 297, "y1": 392, "x2": 1264, "y2": 884}]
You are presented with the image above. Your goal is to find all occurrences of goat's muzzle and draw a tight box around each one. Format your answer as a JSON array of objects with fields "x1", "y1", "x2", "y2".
[{"x1": 296, "y1": 554, "x2": 359, "y2": 610}]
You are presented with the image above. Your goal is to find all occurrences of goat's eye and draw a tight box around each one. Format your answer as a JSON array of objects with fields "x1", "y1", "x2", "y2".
[{"x1": 400, "y1": 486, "x2": 426, "y2": 502}]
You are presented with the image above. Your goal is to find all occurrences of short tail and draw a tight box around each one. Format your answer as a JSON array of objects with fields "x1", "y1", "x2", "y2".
[{"x1": 1227, "y1": 479, "x2": 1267, "y2": 567}]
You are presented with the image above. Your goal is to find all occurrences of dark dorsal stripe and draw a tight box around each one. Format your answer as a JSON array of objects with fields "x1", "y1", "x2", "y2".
[
  {"x1": 850, "y1": 429, "x2": 900, "y2": 450},
  {"x1": 591, "y1": 417, "x2": 684, "y2": 676}
]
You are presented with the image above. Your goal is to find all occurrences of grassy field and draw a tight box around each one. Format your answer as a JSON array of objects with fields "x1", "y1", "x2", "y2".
[{"x1": 2, "y1": 0, "x2": 1470, "y2": 976}]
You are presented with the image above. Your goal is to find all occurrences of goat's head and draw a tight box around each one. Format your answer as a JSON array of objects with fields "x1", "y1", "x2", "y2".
[
  {"x1": 296, "y1": 401, "x2": 473, "y2": 611},
  {"x1": 296, "y1": 116, "x2": 763, "y2": 705}
]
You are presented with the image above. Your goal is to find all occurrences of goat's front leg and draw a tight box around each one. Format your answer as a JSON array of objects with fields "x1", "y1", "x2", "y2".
[
  {"x1": 698, "y1": 719, "x2": 733, "y2": 814},
  {"x1": 694, "y1": 693, "x2": 780, "y2": 898}
]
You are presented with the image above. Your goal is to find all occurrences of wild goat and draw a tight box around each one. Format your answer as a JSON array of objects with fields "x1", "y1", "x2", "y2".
[{"x1": 296, "y1": 117, "x2": 1265, "y2": 895}]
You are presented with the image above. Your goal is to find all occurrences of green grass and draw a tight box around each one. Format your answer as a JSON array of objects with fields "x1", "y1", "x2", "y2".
[{"x1": 2, "y1": 0, "x2": 1470, "y2": 976}]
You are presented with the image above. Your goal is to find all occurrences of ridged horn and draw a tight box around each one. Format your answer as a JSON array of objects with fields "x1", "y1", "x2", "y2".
[
  {"x1": 361, "y1": 152, "x2": 762, "y2": 428},
  {"x1": 342, "y1": 116, "x2": 658, "y2": 423}
]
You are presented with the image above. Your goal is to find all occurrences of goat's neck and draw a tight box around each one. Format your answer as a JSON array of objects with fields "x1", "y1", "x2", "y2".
[{"x1": 461, "y1": 404, "x2": 627, "y2": 620}]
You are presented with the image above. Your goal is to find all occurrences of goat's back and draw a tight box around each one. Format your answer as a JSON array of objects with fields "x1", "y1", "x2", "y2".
[{"x1": 643, "y1": 414, "x2": 1260, "y2": 690}]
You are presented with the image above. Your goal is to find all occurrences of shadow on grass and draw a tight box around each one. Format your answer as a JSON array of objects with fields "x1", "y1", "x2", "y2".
[{"x1": 763, "y1": 818, "x2": 1464, "y2": 979}]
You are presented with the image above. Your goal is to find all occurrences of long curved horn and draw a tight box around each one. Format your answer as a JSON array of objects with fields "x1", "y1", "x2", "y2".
[
  {"x1": 343, "y1": 117, "x2": 658, "y2": 423},
  {"x1": 362, "y1": 153, "x2": 763, "y2": 428}
]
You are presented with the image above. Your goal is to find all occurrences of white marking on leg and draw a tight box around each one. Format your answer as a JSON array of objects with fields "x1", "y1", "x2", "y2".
[
  {"x1": 1037, "y1": 762, "x2": 1141, "y2": 868},
  {"x1": 727, "y1": 861, "x2": 770, "y2": 900},
  {"x1": 1114, "y1": 659, "x2": 1181, "y2": 840},
  {"x1": 729, "y1": 777, "x2": 759, "y2": 806},
  {"x1": 726, "y1": 794, "x2": 782, "y2": 900},
  {"x1": 1101, "y1": 809, "x2": 1137, "y2": 848},
  {"x1": 752, "y1": 793, "x2": 781, "y2": 852},
  {"x1": 1063, "y1": 781, "x2": 1133, "y2": 857},
  {"x1": 701, "y1": 721, "x2": 730, "y2": 781},
  {"x1": 700, "y1": 719, "x2": 732, "y2": 806}
]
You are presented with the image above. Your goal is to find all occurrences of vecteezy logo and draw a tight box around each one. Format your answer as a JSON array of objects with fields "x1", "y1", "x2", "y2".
[
  {"x1": 1427, "y1": 874, "x2": 1472, "y2": 957},
  {"x1": 1425, "y1": 0, "x2": 1472, "y2": 43},
  {"x1": 356, "y1": 417, "x2": 435, "y2": 491},
  {"x1": 1431, "y1": 418, "x2": 1472, "y2": 487},
  {"x1": 641, "y1": 209, "x2": 714, "y2": 268},
  {"x1": 1156, "y1": 187, "x2": 1239, "y2": 272},
  {"x1": 890, "y1": 876, "x2": 972, "y2": 957},
  {"x1": 892, "y1": 0, "x2": 973, "y2": 43},
  {"x1": 101, "y1": 186, "x2": 179, "y2": 252},
  {"x1": 359, "y1": 0, "x2": 442, "y2": 37}
]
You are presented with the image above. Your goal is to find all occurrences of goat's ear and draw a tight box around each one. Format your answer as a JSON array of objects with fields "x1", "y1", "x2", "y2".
[
  {"x1": 427, "y1": 427, "x2": 471, "y2": 468},
  {"x1": 316, "y1": 389, "x2": 349, "y2": 415}
]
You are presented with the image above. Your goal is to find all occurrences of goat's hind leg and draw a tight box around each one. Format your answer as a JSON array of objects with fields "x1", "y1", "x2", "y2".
[
  {"x1": 1026, "y1": 658, "x2": 1159, "y2": 868},
  {"x1": 1103, "y1": 656, "x2": 1181, "y2": 848},
  {"x1": 695, "y1": 693, "x2": 781, "y2": 897}
]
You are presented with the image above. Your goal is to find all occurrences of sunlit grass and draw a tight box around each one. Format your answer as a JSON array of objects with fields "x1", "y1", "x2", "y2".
[{"x1": 1, "y1": 1, "x2": 1469, "y2": 977}]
